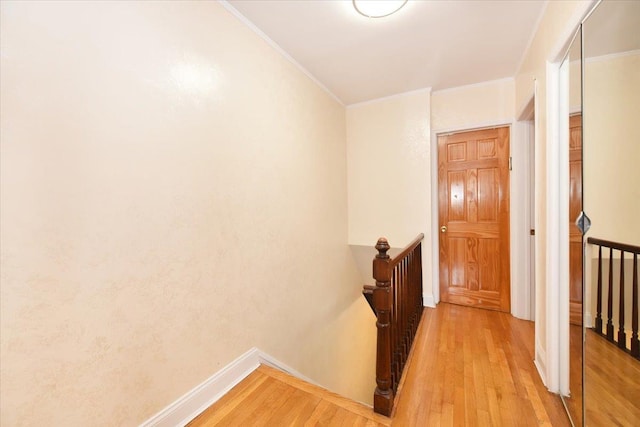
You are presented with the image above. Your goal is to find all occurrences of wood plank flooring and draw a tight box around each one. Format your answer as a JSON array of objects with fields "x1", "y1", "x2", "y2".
[
  {"x1": 188, "y1": 364, "x2": 391, "y2": 427},
  {"x1": 584, "y1": 329, "x2": 640, "y2": 426},
  {"x1": 189, "y1": 303, "x2": 569, "y2": 426},
  {"x1": 563, "y1": 323, "x2": 583, "y2": 426},
  {"x1": 391, "y1": 303, "x2": 569, "y2": 426}
]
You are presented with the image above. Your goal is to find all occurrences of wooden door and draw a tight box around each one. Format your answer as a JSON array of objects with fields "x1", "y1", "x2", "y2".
[
  {"x1": 569, "y1": 114, "x2": 583, "y2": 325},
  {"x1": 438, "y1": 127, "x2": 511, "y2": 312}
]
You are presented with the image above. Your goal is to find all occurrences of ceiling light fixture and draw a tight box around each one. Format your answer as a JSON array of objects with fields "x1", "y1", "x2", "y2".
[{"x1": 353, "y1": 0, "x2": 408, "y2": 18}]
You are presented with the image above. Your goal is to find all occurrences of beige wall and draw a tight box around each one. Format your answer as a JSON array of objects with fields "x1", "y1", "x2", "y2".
[
  {"x1": 0, "y1": 1, "x2": 376, "y2": 425},
  {"x1": 431, "y1": 78, "x2": 519, "y2": 310},
  {"x1": 583, "y1": 53, "x2": 640, "y2": 245},
  {"x1": 431, "y1": 78, "x2": 515, "y2": 132},
  {"x1": 347, "y1": 91, "x2": 431, "y2": 247},
  {"x1": 346, "y1": 80, "x2": 515, "y2": 306},
  {"x1": 583, "y1": 52, "x2": 640, "y2": 330},
  {"x1": 346, "y1": 91, "x2": 432, "y2": 300}
]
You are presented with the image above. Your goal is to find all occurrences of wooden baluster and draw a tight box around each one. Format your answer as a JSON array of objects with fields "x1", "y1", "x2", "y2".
[
  {"x1": 407, "y1": 251, "x2": 412, "y2": 342},
  {"x1": 401, "y1": 260, "x2": 404, "y2": 361},
  {"x1": 607, "y1": 247, "x2": 615, "y2": 341},
  {"x1": 407, "y1": 255, "x2": 412, "y2": 352},
  {"x1": 402, "y1": 258, "x2": 408, "y2": 363},
  {"x1": 415, "y1": 247, "x2": 420, "y2": 332},
  {"x1": 632, "y1": 254, "x2": 639, "y2": 358},
  {"x1": 595, "y1": 245, "x2": 603, "y2": 333},
  {"x1": 392, "y1": 265, "x2": 398, "y2": 391},
  {"x1": 398, "y1": 262, "x2": 403, "y2": 383},
  {"x1": 409, "y1": 251, "x2": 416, "y2": 342},
  {"x1": 618, "y1": 251, "x2": 626, "y2": 349},
  {"x1": 416, "y1": 243, "x2": 423, "y2": 333},
  {"x1": 408, "y1": 253, "x2": 413, "y2": 346},
  {"x1": 372, "y1": 237, "x2": 393, "y2": 416},
  {"x1": 393, "y1": 264, "x2": 399, "y2": 391}
]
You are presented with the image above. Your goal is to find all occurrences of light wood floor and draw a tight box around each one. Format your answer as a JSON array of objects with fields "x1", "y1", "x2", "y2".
[
  {"x1": 584, "y1": 329, "x2": 640, "y2": 426},
  {"x1": 563, "y1": 324, "x2": 583, "y2": 426},
  {"x1": 189, "y1": 303, "x2": 569, "y2": 426},
  {"x1": 188, "y1": 364, "x2": 391, "y2": 426},
  {"x1": 392, "y1": 303, "x2": 568, "y2": 426}
]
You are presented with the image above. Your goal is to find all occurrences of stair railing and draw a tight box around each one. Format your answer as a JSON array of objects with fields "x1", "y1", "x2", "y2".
[
  {"x1": 363, "y1": 233, "x2": 424, "y2": 416},
  {"x1": 587, "y1": 237, "x2": 639, "y2": 359}
]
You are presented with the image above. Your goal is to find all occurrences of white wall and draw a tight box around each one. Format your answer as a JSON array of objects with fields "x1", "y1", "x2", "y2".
[
  {"x1": 346, "y1": 90, "x2": 432, "y2": 304},
  {"x1": 0, "y1": 1, "x2": 377, "y2": 425}
]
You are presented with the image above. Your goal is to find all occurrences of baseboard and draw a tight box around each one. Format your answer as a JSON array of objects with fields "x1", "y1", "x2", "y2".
[
  {"x1": 257, "y1": 352, "x2": 375, "y2": 409},
  {"x1": 256, "y1": 352, "x2": 320, "y2": 388},
  {"x1": 423, "y1": 295, "x2": 436, "y2": 308},
  {"x1": 139, "y1": 348, "x2": 261, "y2": 427},
  {"x1": 584, "y1": 311, "x2": 593, "y2": 329},
  {"x1": 534, "y1": 343, "x2": 547, "y2": 387},
  {"x1": 139, "y1": 348, "x2": 322, "y2": 427}
]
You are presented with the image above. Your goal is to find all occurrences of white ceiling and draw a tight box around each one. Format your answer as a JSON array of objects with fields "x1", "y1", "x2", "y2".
[{"x1": 224, "y1": 0, "x2": 547, "y2": 105}]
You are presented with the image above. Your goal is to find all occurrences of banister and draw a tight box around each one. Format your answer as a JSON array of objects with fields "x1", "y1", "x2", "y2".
[
  {"x1": 362, "y1": 285, "x2": 376, "y2": 313},
  {"x1": 365, "y1": 233, "x2": 425, "y2": 417},
  {"x1": 587, "y1": 237, "x2": 640, "y2": 360},
  {"x1": 587, "y1": 237, "x2": 640, "y2": 254},
  {"x1": 388, "y1": 233, "x2": 425, "y2": 268}
]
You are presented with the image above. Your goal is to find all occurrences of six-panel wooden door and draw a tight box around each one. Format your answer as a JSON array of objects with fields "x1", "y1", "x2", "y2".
[{"x1": 438, "y1": 127, "x2": 511, "y2": 312}]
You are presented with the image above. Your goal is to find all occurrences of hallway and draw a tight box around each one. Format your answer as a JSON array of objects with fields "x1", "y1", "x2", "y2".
[{"x1": 190, "y1": 303, "x2": 569, "y2": 426}]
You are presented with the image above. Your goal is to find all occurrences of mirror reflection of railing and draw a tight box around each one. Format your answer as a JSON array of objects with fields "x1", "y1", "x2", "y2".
[{"x1": 587, "y1": 237, "x2": 639, "y2": 360}]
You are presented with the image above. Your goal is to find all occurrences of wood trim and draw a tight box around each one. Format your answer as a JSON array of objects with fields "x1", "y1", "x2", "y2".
[
  {"x1": 587, "y1": 237, "x2": 640, "y2": 255},
  {"x1": 369, "y1": 234, "x2": 425, "y2": 416},
  {"x1": 389, "y1": 233, "x2": 425, "y2": 269}
]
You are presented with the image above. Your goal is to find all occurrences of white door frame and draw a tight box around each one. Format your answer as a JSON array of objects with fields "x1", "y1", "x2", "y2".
[{"x1": 513, "y1": 97, "x2": 536, "y2": 322}]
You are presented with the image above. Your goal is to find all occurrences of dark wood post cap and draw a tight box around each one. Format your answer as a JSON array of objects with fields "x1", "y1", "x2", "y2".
[{"x1": 376, "y1": 238, "x2": 390, "y2": 259}]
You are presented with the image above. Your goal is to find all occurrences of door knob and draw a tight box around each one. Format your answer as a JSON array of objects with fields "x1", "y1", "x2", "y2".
[{"x1": 441, "y1": 226, "x2": 447, "y2": 233}]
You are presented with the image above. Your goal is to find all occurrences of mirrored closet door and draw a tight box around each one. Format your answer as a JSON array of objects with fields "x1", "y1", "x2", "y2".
[
  {"x1": 582, "y1": 1, "x2": 640, "y2": 425},
  {"x1": 560, "y1": 23, "x2": 583, "y2": 427}
]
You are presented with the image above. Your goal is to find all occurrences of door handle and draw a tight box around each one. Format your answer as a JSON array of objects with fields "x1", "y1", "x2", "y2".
[{"x1": 441, "y1": 226, "x2": 447, "y2": 233}]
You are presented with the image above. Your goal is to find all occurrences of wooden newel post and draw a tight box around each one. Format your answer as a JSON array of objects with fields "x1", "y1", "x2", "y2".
[{"x1": 373, "y1": 237, "x2": 394, "y2": 416}]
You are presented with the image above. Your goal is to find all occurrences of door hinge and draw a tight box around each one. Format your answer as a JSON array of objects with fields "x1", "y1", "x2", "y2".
[{"x1": 509, "y1": 156, "x2": 513, "y2": 171}]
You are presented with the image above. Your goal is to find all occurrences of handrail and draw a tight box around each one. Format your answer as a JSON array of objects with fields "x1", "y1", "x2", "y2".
[
  {"x1": 587, "y1": 237, "x2": 639, "y2": 359},
  {"x1": 587, "y1": 237, "x2": 640, "y2": 254},
  {"x1": 388, "y1": 233, "x2": 425, "y2": 268},
  {"x1": 365, "y1": 233, "x2": 424, "y2": 417}
]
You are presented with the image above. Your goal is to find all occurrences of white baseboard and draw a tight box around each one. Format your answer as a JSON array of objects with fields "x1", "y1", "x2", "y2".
[
  {"x1": 584, "y1": 311, "x2": 593, "y2": 329},
  {"x1": 256, "y1": 352, "x2": 320, "y2": 388},
  {"x1": 534, "y1": 343, "x2": 547, "y2": 387},
  {"x1": 258, "y1": 351, "x2": 375, "y2": 409},
  {"x1": 423, "y1": 295, "x2": 436, "y2": 308},
  {"x1": 139, "y1": 348, "x2": 322, "y2": 427},
  {"x1": 139, "y1": 348, "x2": 261, "y2": 427}
]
